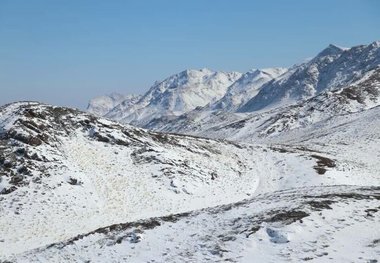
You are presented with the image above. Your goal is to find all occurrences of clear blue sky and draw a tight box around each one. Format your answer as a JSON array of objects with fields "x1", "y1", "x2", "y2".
[{"x1": 1, "y1": 0, "x2": 379, "y2": 109}]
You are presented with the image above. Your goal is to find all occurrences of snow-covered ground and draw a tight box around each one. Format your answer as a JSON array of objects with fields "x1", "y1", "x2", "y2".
[
  {"x1": 10, "y1": 186, "x2": 380, "y2": 263},
  {"x1": 0, "y1": 102, "x2": 346, "y2": 260},
  {"x1": 1, "y1": 101, "x2": 379, "y2": 262}
]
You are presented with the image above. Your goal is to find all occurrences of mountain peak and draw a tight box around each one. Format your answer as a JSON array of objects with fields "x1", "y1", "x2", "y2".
[
  {"x1": 260, "y1": 67, "x2": 288, "y2": 77},
  {"x1": 316, "y1": 44, "x2": 345, "y2": 58},
  {"x1": 182, "y1": 68, "x2": 213, "y2": 76},
  {"x1": 369, "y1": 40, "x2": 380, "y2": 49}
]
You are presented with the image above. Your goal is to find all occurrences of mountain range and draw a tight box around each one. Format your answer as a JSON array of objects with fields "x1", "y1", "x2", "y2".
[{"x1": 88, "y1": 41, "x2": 380, "y2": 133}]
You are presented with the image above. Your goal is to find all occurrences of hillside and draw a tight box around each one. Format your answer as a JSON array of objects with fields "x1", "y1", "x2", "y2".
[
  {"x1": 11, "y1": 186, "x2": 380, "y2": 262},
  {"x1": 2, "y1": 100, "x2": 379, "y2": 261},
  {"x1": 0, "y1": 101, "x2": 344, "y2": 260}
]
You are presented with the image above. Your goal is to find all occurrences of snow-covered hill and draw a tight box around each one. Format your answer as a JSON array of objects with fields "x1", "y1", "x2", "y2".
[
  {"x1": 2, "y1": 101, "x2": 379, "y2": 261},
  {"x1": 1, "y1": 101, "x2": 345, "y2": 259}
]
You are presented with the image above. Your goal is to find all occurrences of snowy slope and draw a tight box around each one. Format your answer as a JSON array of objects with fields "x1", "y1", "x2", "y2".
[
  {"x1": 1, "y1": 101, "x2": 380, "y2": 262},
  {"x1": 148, "y1": 68, "x2": 380, "y2": 190},
  {"x1": 2, "y1": 101, "x2": 378, "y2": 261},
  {"x1": 87, "y1": 93, "x2": 141, "y2": 116},
  {"x1": 232, "y1": 67, "x2": 380, "y2": 140},
  {"x1": 152, "y1": 66, "x2": 380, "y2": 139},
  {"x1": 142, "y1": 68, "x2": 286, "y2": 131},
  {"x1": 11, "y1": 186, "x2": 380, "y2": 262},
  {"x1": 1, "y1": 101, "x2": 347, "y2": 259},
  {"x1": 211, "y1": 68, "x2": 287, "y2": 111},
  {"x1": 239, "y1": 41, "x2": 380, "y2": 112},
  {"x1": 154, "y1": 104, "x2": 380, "y2": 188},
  {"x1": 104, "y1": 68, "x2": 242, "y2": 126}
]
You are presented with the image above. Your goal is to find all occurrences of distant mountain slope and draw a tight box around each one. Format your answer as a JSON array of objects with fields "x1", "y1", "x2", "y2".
[
  {"x1": 203, "y1": 67, "x2": 380, "y2": 141},
  {"x1": 152, "y1": 66, "x2": 380, "y2": 143},
  {"x1": 87, "y1": 93, "x2": 141, "y2": 116},
  {"x1": 239, "y1": 41, "x2": 380, "y2": 112},
  {"x1": 105, "y1": 68, "x2": 242, "y2": 126},
  {"x1": 145, "y1": 42, "x2": 380, "y2": 139},
  {"x1": 210, "y1": 67, "x2": 287, "y2": 111},
  {"x1": 89, "y1": 41, "x2": 380, "y2": 134}
]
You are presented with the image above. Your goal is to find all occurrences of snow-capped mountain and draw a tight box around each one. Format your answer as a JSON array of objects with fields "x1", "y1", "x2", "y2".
[
  {"x1": 87, "y1": 93, "x2": 141, "y2": 116},
  {"x1": 88, "y1": 41, "x2": 380, "y2": 133},
  {"x1": 141, "y1": 41, "x2": 380, "y2": 138},
  {"x1": 137, "y1": 68, "x2": 286, "y2": 130},
  {"x1": 152, "y1": 66, "x2": 380, "y2": 141},
  {"x1": 104, "y1": 68, "x2": 242, "y2": 126},
  {"x1": 239, "y1": 41, "x2": 380, "y2": 112},
  {"x1": 87, "y1": 68, "x2": 285, "y2": 127},
  {"x1": 211, "y1": 67, "x2": 287, "y2": 111}
]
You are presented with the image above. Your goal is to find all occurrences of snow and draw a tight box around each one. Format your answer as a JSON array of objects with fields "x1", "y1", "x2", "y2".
[
  {"x1": 87, "y1": 93, "x2": 141, "y2": 116},
  {"x1": 102, "y1": 69, "x2": 242, "y2": 126},
  {"x1": 10, "y1": 186, "x2": 380, "y2": 262},
  {"x1": 239, "y1": 41, "x2": 380, "y2": 113},
  {"x1": 87, "y1": 41, "x2": 380, "y2": 130},
  {"x1": 210, "y1": 68, "x2": 287, "y2": 111},
  {"x1": 1, "y1": 100, "x2": 379, "y2": 262},
  {"x1": 0, "y1": 102, "x2": 330, "y2": 259}
]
